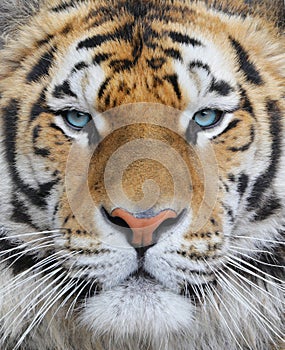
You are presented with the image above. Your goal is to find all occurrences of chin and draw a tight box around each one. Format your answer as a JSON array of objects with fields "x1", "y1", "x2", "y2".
[{"x1": 80, "y1": 276, "x2": 195, "y2": 349}]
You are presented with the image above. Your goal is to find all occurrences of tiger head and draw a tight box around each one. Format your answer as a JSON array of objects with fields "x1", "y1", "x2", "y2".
[{"x1": 0, "y1": 0, "x2": 284, "y2": 349}]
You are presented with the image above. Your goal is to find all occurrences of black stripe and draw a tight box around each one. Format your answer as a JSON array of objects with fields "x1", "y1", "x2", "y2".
[
  {"x1": 2, "y1": 100, "x2": 57, "y2": 208},
  {"x1": 147, "y1": 57, "x2": 166, "y2": 70},
  {"x1": 53, "y1": 80, "x2": 77, "y2": 99},
  {"x1": 77, "y1": 23, "x2": 134, "y2": 50},
  {"x1": 0, "y1": 230, "x2": 39, "y2": 274},
  {"x1": 164, "y1": 74, "x2": 182, "y2": 100},
  {"x1": 50, "y1": 0, "x2": 82, "y2": 12},
  {"x1": 26, "y1": 48, "x2": 55, "y2": 83},
  {"x1": 247, "y1": 100, "x2": 282, "y2": 210},
  {"x1": 98, "y1": 77, "x2": 111, "y2": 99},
  {"x1": 93, "y1": 53, "x2": 111, "y2": 65},
  {"x1": 220, "y1": 119, "x2": 241, "y2": 135},
  {"x1": 30, "y1": 88, "x2": 49, "y2": 123},
  {"x1": 189, "y1": 60, "x2": 210, "y2": 74},
  {"x1": 230, "y1": 37, "x2": 263, "y2": 85},
  {"x1": 253, "y1": 195, "x2": 281, "y2": 221},
  {"x1": 11, "y1": 197, "x2": 38, "y2": 229},
  {"x1": 239, "y1": 87, "x2": 254, "y2": 115},
  {"x1": 227, "y1": 125, "x2": 255, "y2": 152},
  {"x1": 32, "y1": 125, "x2": 51, "y2": 157},
  {"x1": 209, "y1": 79, "x2": 233, "y2": 96},
  {"x1": 237, "y1": 173, "x2": 249, "y2": 197},
  {"x1": 163, "y1": 48, "x2": 182, "y2": 61},
  {"x1": 109, "y1": 59, "x2": 133, "y2": 72},
  {"x1": 168, "y1": 32, "x2": 203, "y2": 47},
  {"x1": 72, "y1": 61, "x2": 89, "y2": 72}
]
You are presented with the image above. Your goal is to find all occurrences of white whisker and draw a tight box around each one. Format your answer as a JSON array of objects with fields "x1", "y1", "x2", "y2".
[{"x1": 229, "y1": 248, "x2": 284, "y2": 268}]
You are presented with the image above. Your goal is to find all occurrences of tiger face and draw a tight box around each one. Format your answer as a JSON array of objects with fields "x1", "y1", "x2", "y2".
[{"x1": 0, "y1": 1, "x2": 284, "y2": 349}]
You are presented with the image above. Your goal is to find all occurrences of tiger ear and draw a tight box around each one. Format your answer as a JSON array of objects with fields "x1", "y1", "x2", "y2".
[{"x1": 0, "y1": 0, "x2": 41, "y2": 48}]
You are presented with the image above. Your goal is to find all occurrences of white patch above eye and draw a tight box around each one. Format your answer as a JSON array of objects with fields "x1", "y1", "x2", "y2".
[{"x1": 47, "y1": 41, "x2": 107, "y2": 134}]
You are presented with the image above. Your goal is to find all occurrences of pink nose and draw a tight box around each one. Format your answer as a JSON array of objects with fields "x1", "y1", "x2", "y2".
[{"x1": 111, "y1": 208, "x2": 177, "y2": 247}]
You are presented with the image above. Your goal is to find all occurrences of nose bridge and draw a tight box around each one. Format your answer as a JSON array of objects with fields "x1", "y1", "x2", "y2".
[{"x1": 111, "y1": 208, "x2": 177, "y2": 247}]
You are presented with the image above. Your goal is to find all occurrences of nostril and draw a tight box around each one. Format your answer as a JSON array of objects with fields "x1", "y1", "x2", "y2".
[
  {"x1": 101, "y1": 207, "x2": 130, "y2": 228},
  {"x1": 102, "y1": 207, "x2": 185, "y2": 248}
]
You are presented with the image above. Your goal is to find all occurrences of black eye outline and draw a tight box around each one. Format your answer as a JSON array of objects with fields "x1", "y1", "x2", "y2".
[
  {"x1": 193, "y1": 109, "x2": 225, "y2": 129},
  {"x1": 61, "y1": 110, "x2": 92, "y2": 131}
]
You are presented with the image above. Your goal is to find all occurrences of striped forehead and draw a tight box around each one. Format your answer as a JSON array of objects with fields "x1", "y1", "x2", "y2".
[{"x1": 47, "y1": 24, "x2": 239, "y2": 115}]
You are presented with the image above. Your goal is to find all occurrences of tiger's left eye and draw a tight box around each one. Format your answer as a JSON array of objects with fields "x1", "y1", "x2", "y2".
[
  {"x1": 193, "y1": 109, "x2": 224, "y2": 128},
  {"x1": 63, "y1": 110, "x2": 92, "y2": 130}
]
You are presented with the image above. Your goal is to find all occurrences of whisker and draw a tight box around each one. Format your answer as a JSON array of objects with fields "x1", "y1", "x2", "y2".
[
  {"x1": 229, "y1": 245, "x2": 275, "y2": 255},
  {"x1": 0, "y1": 230, "x2": 61, "y2": 241},
  {"x1": 217, "y1": 268, "x2": 283, "y2": 343},
  {"x1": 202, "y1": 282, "x2": 244, "y2": 350},
  {"x1": 0, "y1": 250, "x2": 67, "y2": 294},
  {"x1": 221, "y1": 260, "x2": 285, "y2": 305},
  {"x1": 225, "y1": 234, "x2": 285, "y2": 245},
  {"x1": 229, "y1": 248, "x2": 285, "y2": 268},
  {"x1": 227, "y1": 255, "x2": 285, "y2": 286}
]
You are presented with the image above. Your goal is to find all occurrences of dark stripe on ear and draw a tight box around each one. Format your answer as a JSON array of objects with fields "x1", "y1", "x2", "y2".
[
  {"x1": 209, "y1": 79, "x2": 233, "y2": 96},
  {"x1": 168, "y1": 32, "x2": 203, "y2": 47},
  {"x1": 230, "y1": 38, "x2": 263, "y2": 85},
  {"x1": 26, "y1": 48, "x2": 56, "y2": 83},
  {"x1": 53, "y1": 80, "x2": 77, "y2": 99},
  {"x1": 227, "y1": 126, "x2": 255, "y2": 152},
  {"x1": 189, "y1": 61, "x2": 210, "y2": 74},
  {"x1": 247, "y1": 100, "x2": 282, "y2": 210},
  {"x1": 164, "y1": 74, "x2": 182, "y2": 100}
]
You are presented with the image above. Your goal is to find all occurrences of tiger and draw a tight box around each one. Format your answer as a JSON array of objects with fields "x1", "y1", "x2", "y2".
[{"x1": 0, "y1": 0, "x2": 284, "y2": 349}]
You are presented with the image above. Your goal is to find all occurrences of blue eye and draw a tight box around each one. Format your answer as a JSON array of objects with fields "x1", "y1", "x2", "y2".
[
  {"x1": 193, "y1": 109, "x2": 223, "y2": 128},
  {"x1": 64, "y1": 110, "x2": 91, "y2": 130}
]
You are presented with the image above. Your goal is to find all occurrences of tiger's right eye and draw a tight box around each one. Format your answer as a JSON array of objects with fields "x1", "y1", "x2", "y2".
[{"x1": 63, "y1": 110, "x2": 92, "y2": 130}]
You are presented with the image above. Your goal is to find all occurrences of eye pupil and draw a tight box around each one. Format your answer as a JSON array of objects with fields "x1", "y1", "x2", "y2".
[
  {"x1": 193, "y1": 109, "x2": 223, "y2": 128},
  {"x1": 64, "y1": 110, "x2": 91, "y2": 129}
]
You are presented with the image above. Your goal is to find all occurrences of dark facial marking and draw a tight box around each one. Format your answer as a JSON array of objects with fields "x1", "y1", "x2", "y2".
[
  {"x1": 230, "y1": 37, "x2": 263, "y2": 85},
  {"x1": 219, "y1": 119, "x2": 241, "y2": 136},
  {"x1": 247, "y1": 100, "x2": 282, "y2": 210},
  {"x1": 209, "y1": 79, "x2": 233, "y2": 96},
  {"x1": 189, "y1": 60, "x2": 210, "y2": 74},
  {"x1": 93, "y1": 53, "x2": 111, "y2": 65},
  {"x1": 164, "y1": 74, "x2": 182, "y2": 100},
  {"x1": 30, "y1": 88, "x2": 49, "y2": 123},
  {"x1": 26, "y1": 48, "x2": 56, "y2": 83},
  {"x1": 163, "y1": 48, "x2": 183, "y2": 61},
  {"x1": 168, "y1": 32, "x2": 203, "y2": 47},
  {"x1": 98, "y1": 77, "x2": 111, "y2": 99},
  {"x1": 253, "y1": 195, "x2": 281, "y2": 221},
  {"x1": 237, "y1": 173, "x2": 249, "y2": 197},
  {"x1": 227, "y1": 125, "x2": 255, "y2": 152},
  {"x1": 53, "y1": 80, "x2": 77, "y2": 99}
]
